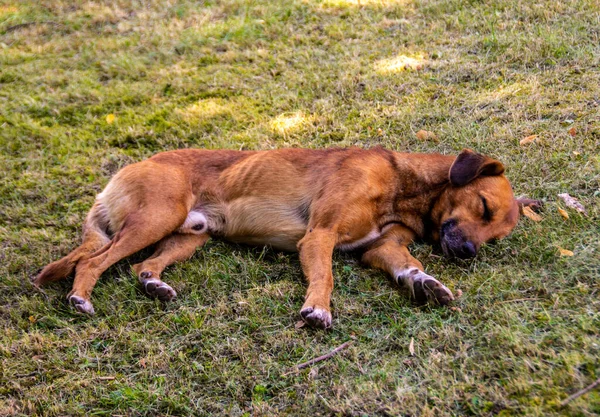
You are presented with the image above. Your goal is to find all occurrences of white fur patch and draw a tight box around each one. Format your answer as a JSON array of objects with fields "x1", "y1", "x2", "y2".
[
  {"x1": 178, "y1": 211, "x2": 208, "y2": 234},
  {"x1": 394, "y1": 268, "x2": 436, "y2": 285},
  {"x1": 301, "y1": 307, "x2": 332, "y2": 328},
  {"x1": 394, "y1": 268, "x2": 454, "y2": 303},
  {"x1": 337, "y1": 229, "x2": 381, "y2": 251}
]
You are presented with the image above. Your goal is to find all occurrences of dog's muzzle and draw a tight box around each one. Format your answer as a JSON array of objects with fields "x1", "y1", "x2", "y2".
[{"x1": 440, "y1": 219, "x2": 477, "y2": 259}]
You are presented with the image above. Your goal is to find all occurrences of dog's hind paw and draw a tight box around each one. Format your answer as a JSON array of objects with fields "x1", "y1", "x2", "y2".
[
  {"x1": 300, "y1": 306, "x2": 332, "y2": 329},
  {"x1": 68, "y1": 295, "x2": 95, "y2": 315},
  {"x1": 141, "y1": 277, "x2": 177, "y2": 302}
]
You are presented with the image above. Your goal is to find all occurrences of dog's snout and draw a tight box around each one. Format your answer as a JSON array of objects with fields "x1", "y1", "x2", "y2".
[
  {"x1": 440, "y1": 219, "x2": 477, "y2": 259},
  {"x1": 441, "y1": 219, "x2": 457, "y2": 237},
  {"x1": 459, "y1": 241, "x2": 477, "y2": 258}
]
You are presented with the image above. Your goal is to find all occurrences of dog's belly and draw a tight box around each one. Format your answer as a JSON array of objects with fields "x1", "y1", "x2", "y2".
[{"x1": 220, "y1": 197, "x2": 309, "y2": 251}]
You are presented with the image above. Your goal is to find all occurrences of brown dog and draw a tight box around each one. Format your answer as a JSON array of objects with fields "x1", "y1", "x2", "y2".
[{"x1": 34, "y1": 147, "x2": 538, "y2": 328}]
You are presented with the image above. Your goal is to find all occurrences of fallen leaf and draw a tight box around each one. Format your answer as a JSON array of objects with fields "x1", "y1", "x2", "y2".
[
  {"x1": 308, "y1": 368, "x2": 318, "y2": 379},
  {"x1": 558, "y1": 248, "x2": 574, "y2": 257},
  {"x1": 409, "y1": 337, "x2": 415, "y2": 356},
  {"x1": 416, "y1": 130, "x2": 438, "y2": 141},
  {"x1": 28, "y1": 315, "x2": 36, "y2": 323},
  {"x1": 522, "y1": 206, "x2": 542, "y2": 221},
  {"x1": 568, "y1": 127, "x2": 577, "y2": 137},
  {"x1": 295, "y1": 320, "x2": 306, "y2": 329},
  {"x1": 557, "y1": 207, "x2": 569, "y2": 219},
  {"x1": 520, "y1": 135, "x2": 537, "y2": 146},
  {"x1": 573, "y1": 151, "x2": 580, "y2": 156},
  {"x1": 139, "y1": 358, "x2": 146, "y2": 368},
  {"x1": 106, "y1": 114, "x2": 115, "y2": 124},
  {"x1": 558, "y1": 193, "x2": 587, "y2": 214}
]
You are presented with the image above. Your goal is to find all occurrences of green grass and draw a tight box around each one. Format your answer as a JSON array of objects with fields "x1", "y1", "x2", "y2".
[{"x1": 1, "y1": 0, "x2": 599, "y2": 415}]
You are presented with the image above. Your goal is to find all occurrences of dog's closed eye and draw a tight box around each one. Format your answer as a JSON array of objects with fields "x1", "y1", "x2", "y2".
[{"x1": 481, "y1": 196, "x2": 492, "y2": 222}]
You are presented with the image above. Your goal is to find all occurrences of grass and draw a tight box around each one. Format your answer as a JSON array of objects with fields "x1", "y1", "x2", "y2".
[{"x1": 0, "y1": 0, "x2": 599, "y2": 415}]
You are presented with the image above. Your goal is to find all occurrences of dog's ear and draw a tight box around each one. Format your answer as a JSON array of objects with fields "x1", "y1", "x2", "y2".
[
  {"x1": 449, "y1": 149, "x2": 505, "y2": 186},
  {"x1": 516, "y1": 197, "x2": 543, "y2": 213}
]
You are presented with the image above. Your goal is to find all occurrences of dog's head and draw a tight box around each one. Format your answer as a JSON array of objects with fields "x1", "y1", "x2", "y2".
[{"x1": 430, "y1": 149, "x2": 539, "y2": 259}]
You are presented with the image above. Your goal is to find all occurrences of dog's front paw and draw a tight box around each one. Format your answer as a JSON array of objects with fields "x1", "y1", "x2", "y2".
[
  {"x1": 68, "y1": 295, "x2": 95, "y2": 315},
  {"x1": 413, "y1": 276, "x2": 454, "y2": 306},
  {"x1": 397, "y1": 269, "x2": 454, "y2": 306},
  {"x1": 141, "y1": 275, "x2": 177, "y2": 302},
  {"x1": 300, "y1": 306, "x2": 332, "y2": 329}
]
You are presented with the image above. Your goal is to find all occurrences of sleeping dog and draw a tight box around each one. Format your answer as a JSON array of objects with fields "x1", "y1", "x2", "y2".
[{"x1": 34, "y1": 147, "x2": 539, "y2": 328}]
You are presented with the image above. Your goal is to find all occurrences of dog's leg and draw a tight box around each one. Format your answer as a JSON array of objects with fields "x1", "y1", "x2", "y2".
[
  {"x1": 297, "y1": 228, "x2": 336, "y2": 329},
  {"x1": 362, "y1": 227, "x2": 454, "y2": 306},
  {"x1": 67, "y1": 208, "x2": 188, "y2": 314},
  {"x1": 34, "y1": 202, "x2": 110, "y2": 286},
  {"x1": 132, "y1": 233, "x2": 209, "y2": 301}
]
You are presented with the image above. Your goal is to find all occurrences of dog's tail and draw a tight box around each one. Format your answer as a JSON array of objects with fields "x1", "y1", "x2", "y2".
[{"x1": 34, "y1": 202, "x2": 111, "y2": 285}]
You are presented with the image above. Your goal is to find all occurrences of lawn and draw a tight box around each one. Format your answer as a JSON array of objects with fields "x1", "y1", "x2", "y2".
[{"x1": 1, "y1": 0, "x2": 599, "y2": 415}]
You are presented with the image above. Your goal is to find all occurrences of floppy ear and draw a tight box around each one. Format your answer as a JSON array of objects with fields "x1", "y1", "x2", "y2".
[{"x1": 449, "y1": 149, "x2": 505, "y2": 186}]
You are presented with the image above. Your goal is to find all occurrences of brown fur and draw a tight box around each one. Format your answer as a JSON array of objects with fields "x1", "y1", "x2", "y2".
[{"x1": 34, "y1": 147, "x2": 540, "y2": 328}]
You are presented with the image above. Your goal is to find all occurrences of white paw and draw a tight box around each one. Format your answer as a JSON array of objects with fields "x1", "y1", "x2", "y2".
[
  {"x1": 300, "y1": 306, "x2": 332, "y2": 329},
  {"x1": 396, "y1": 268, "x2": 454, "y2": 306},
  {"x1": 142, "y1": 278, "x2": 177, "y2": 302},
  {"x1": 68, "y1": 295, "x2": 95, "y2": 315}
]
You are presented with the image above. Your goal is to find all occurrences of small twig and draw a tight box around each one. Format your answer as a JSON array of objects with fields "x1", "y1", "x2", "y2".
[
  {"x1": 561, "y1": 377, "x2": 600, "y2": 407},
  {"x1": 283, "y1": 341, "x2": 353, "y2": 376},
  {"x1": 495, "y1": 297, "x2": 540, "y2": 305},
  {"x1": 14, "y1": 371, "x2": 38, "y2": 378},
  {"x1": 4, "y1": 21, "x2": 63, "y2": 33}
]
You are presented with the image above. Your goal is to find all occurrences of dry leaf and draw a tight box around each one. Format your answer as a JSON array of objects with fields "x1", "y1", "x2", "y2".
[
  {"x1": 558, "y1": 248, "x2": 574, "y2": 257},
  {"x1": 522, "y1": 206, "x2": 542, "y2": 221},
  {"x1": 28, "y1": 315, "x2": 36, "y2": 323},
  {"x1": 139, "y1": 358, "x2": 146, "y2": 368},
  {"x1": 520, "y1": 135, "x2": 537, "y2": 146},
  {"x1": 308, "y1": 368, "x2": 318, "y2": 379},
  {"x1": 557, "y1": 207, "x2": 569, "y2": 219},
  {"x1": 558, "y1": 193, "x2": 587, "y2": 214},
  {"x1": 409, "y1": 337, "x2": 415, "y2": 356},
  {"x1": 295, "y1": 320, "x2": 306, "y2": 329},
  {"x1": 568, "y1": 127, "x2": 577, "y2": 137},
  {"x1": 106, "y1": 114, "x2": 116, "y2": 124},
  {"x1": 573, "y1": 151, "x2": 580, "y2": 156},
  {"x1": 416, "y1": 130, "x2": 438, "y2": 141}
]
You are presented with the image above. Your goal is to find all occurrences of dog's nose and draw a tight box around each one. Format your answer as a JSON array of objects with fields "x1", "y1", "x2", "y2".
[{"x1": 460, "y1": 241, "x2": 477, "y2": 258}]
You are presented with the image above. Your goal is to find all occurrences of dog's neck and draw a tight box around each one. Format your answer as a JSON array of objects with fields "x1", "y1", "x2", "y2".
[{"x1": 390, "y1": 152, "x2": 455, "y2": 239}]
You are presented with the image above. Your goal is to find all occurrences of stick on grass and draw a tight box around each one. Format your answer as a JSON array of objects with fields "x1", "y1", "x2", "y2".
[
  {"x1": 561, "y1": 377, "x2": 600, "y2": 407},
  {"x1": 285, "y1": 341, "x2": 353, "y2": 375}
]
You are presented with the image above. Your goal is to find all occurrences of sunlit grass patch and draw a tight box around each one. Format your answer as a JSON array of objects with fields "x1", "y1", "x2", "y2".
[
  {"x1": 177, "y1": 98, "x2": 232, "y2": 121},
  {"x1": 269, "y1": 112, "x2": 313, "y2": 136},
  {"x1": 318, "y1": 0, "x2": 412, "y2": 8},
  {"x1": 375, "y1": 53, "x2": 428, "y2": 73}
]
